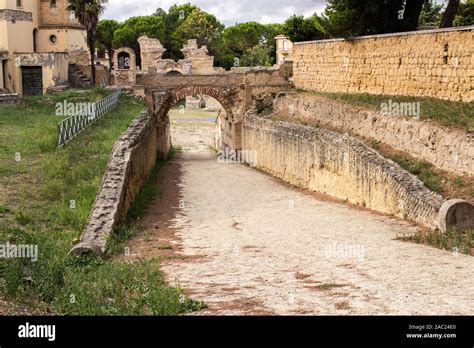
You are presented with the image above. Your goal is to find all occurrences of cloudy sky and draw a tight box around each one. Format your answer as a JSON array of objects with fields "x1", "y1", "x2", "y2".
[{"x1": 102, "y1": 0, "x2": 327, "y2": 25}]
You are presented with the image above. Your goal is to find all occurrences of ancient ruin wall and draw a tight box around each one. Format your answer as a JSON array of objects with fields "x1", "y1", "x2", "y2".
[
  {"x1": 243, "y1": 115, "x2": 474, "y2": 230},
  {"x1": 71, "y1": 110, "x2": 159, "y2": 255},
  {"x1": 293, "y1": 27, "x2": 474, "y2": 102},
  {"x1": 273, "y1": 93, "x2": 474, "y2": 176}
]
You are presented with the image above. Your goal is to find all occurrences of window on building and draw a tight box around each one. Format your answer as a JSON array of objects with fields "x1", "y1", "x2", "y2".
[
  {"x1": 283, "y1": 41, "x2": 288, "y2": 51},
  {"x1": 49, "y1": 35, "x2": 58, "y2": 45},
  {"x1": 50, "y1": 0, "x2": 57, "y2": 8},
  {"x1": 16, "y1": 0, "x2": 22, "y2": 7},
  {"x1": 97, "y1": 49, "x2": 106, "y2": 59}
]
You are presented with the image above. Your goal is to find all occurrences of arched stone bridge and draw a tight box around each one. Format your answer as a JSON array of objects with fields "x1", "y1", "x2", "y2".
[{"x1": 139, "y1": 71, "x2": 292, "y2": 157}]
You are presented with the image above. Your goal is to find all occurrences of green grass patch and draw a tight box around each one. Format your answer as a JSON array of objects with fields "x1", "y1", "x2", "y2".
[
  {"x1": 396, "y1": 229, "x2": 473, "y2": 256},
  {"x1": 387, "y1": 154, "x2": 443, "y2": 193},
  {"x1": 0, "y1": 90, "x2": 203, "y2": 315},
  {"x1": 300, "y1": 90, "x2": 474, "y2": 132}
]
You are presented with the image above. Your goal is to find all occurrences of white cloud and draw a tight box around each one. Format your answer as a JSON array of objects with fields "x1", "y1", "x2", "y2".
[{"x1": 102, "y1": 0, "x2": 327, "y2": 25}]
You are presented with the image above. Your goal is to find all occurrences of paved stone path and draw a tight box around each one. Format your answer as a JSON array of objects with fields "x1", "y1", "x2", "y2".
[{"x1": 128, "y1": 111, "x2": 474, "y2": 315}]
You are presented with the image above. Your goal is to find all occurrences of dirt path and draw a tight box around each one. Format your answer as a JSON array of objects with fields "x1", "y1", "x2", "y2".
[{"x1": 127, "y1": 110, "x2": 474, "y2": 315}]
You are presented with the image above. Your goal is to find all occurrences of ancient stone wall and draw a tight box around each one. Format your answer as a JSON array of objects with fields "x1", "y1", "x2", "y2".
[
  {"x1": 293, "y1": 27, "x2": 473, "y2": 102},
  {"x1": 273, "y1": 93, "x2": 474, "y2": 176},
  {"x1": 243, "y1": 114, "x2": 474, "y2": 231},
  {"x1": 71, "y1": 110, "x2": 159, "y2": 255}
]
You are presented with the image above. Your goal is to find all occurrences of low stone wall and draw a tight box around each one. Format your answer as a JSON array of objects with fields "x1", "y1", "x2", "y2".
[
  {"x1": 0, "y1": 93, "x2": 20, "y2": 105},
  {"x1": 71, "y1": 110, "x2": 158, "y2": 255},
  {"x1": 273, "y1": 93, "x2": 474, "y2": 176},
  {"x1": 293, "y1": 26, "x2": 474, "y2": 102},
  {"x1": 243, "y1": 114, "x2": 474, "y2": 231}
]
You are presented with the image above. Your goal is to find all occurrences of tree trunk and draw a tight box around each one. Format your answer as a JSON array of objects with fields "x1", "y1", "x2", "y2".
[
  {"x1": 89, "y1": 42, "x2": 96, "y2": 86},
  {"x1": 87, "y1": 31, "x2": 96, "y2": 86},
  {"x1": 440, "y1": 0, "x2": 460, "y2": 28},
  {"x1": 403, "y1": 0, "x2": 425, "y2": 31},
  {"x1": 108, "y1": 47, "x2": 113, "y2": 69}
]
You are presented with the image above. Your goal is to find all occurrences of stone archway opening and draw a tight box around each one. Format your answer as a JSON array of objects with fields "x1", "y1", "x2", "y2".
[
  {"x1": 151, "y1": 84, "x2": 245, "y2": 160},
  {"x1": 168, "y1": 95, "x2": 225, "y2": 155},
  {"x1": 165, "y1": 70, "x2": 184, "y2": 76}
]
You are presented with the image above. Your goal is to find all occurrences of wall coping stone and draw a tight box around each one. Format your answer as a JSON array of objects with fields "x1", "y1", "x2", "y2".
[{"x1": 295, "y1": 25, "x2": 474, "y2": 45}]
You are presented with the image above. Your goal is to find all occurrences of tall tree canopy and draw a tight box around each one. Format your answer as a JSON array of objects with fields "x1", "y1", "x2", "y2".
[
  {"x1": 96, "y1": 19, "x2": 119, "y2": 67},
  {"x1": 314, "y1": 0, "x2": 430, "y2": 37},
  {"x1": 282, "y1": 15, "x2": 325, "y2": 42},
  {"x1": 454, "y1": 0, "x2": 474, "y2": 26},
  {"x1": 419, "y1": 0, "x2": 443, "y2": 28}
]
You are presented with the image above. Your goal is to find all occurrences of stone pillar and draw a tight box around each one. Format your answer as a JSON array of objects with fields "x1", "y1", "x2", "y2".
[{"x1": 137, "y1": 36, "x2": 166, "y2": 73}]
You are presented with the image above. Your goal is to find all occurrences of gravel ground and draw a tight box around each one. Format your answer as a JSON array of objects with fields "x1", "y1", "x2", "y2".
[{"x1": 127, "y1": 113, "x2": 474, "y2": 315}]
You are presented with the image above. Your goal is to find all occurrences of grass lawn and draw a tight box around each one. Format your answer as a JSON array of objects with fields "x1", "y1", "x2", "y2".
[
  {"x1": 0, "y1": 88, "x2": 203, "y2": 315},
  {"x1": 298, "y1": 90, "x2": 474, "y2": 132}
]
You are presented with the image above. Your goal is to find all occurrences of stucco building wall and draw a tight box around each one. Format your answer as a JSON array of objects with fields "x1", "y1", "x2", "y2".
[{"x1": 0, "y1": 0, "x2": 89, "y2": 95}]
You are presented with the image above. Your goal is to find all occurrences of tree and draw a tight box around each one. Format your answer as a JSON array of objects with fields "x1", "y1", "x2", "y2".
[
  {"x1": 440, "y1": 0, "x2": 461, "y2": 27},
  {"x1": 419, "y1": 0, "x2": 443, "y2": 28},
  {"x1": 163, "y1": 3, "x2": 200, "y2": 59},
  {"x1": 112, "y1": 15, "x2": 166, "y2": 65},
  {"x1": 217, "y1": 22, "x2": 281, "y2": 69},
  {"x1": 315, "y1": 0, "x2": 409, "y2": 38},
  {"x1": 171, "y1": 8, "x2": 224, "y2": 56},
  {"x1": 401, "y1": 0, "x2": 425, "y2": 31},
  {"x1": 67, "y1": 0, "x2": 108, "y2": 86},
  {"x1": 454, "y1": 0, "x2": 474, "y2": 26},
  {"x1": 282, "y1": 15, "x2": 324, "y2": 42},
  {"x1": 240, "y1": 44, "x2": 274, "y2": 67},
  {"x1": 96, "y1": 19, "x2": 119, "y2": 68},
  {"x1": 153, "y1": 7, "x2": 166, "y2": 18}
]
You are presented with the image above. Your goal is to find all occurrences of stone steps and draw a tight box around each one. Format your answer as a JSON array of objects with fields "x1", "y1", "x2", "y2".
[{"x1": 69, "y1": 64, "x2": 93, "y2": 88}]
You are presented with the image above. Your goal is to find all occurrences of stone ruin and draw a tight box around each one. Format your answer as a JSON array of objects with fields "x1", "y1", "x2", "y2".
[
  {"x1": 113, "y1": 47, "x2": 137, "y2": 86},
  {"x1": 137, "y1": 36, "x2": 224, "y2": 75}
]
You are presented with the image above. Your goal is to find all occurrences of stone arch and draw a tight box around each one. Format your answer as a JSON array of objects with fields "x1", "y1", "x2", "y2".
[
  {"x1": 114, "y1": 47, "x2": 137, "y2": 86},
  {"x1": 164, "y1": 70, "x2": 184, "y2": 76},
  {"x1": 113, "y1": 47, "x2": 136, "y2": 70},
  {"x1": 151, "y1": 85, "x2": 245, "y2": 158},
  {"x1": 167, "y1": 85, "x2": 236, "y2": 121}
]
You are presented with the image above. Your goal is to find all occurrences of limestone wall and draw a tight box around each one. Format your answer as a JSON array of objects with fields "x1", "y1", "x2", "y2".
[
  {"x1": 273, "y1": 93, "x2": 474, "y2": 176},
  {"x1": 71, "y1": 110, "x2": 158, "y2": 255},
  {"x1": 293, "y1": 27, "x2": 473, "y2": 102},
  {"x1": 243, "y1": 114, "x2": 473, "y2": 230}
]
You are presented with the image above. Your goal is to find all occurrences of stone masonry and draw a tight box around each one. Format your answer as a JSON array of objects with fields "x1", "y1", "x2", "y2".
[
  {"x1": 273, "y1": 93, "x2": 474, "y2": 176},
  {"x1": 71, "y1": 110, "x2": 159, "y2": 255},
  {"x1": 243, "y1": 113, "x2": 474, "y2": 232},
  {"x1": 293, "y1": 26, "x2": 473, "y2": 102}
]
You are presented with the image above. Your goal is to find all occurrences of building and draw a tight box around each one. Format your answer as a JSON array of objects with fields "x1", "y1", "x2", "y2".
[
  {"x1": 275, "y1": 35, "x2": 293, "y2": 65},
  {"x1": 0, "y1": 0, "x2": 89, "y2": 96}
]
